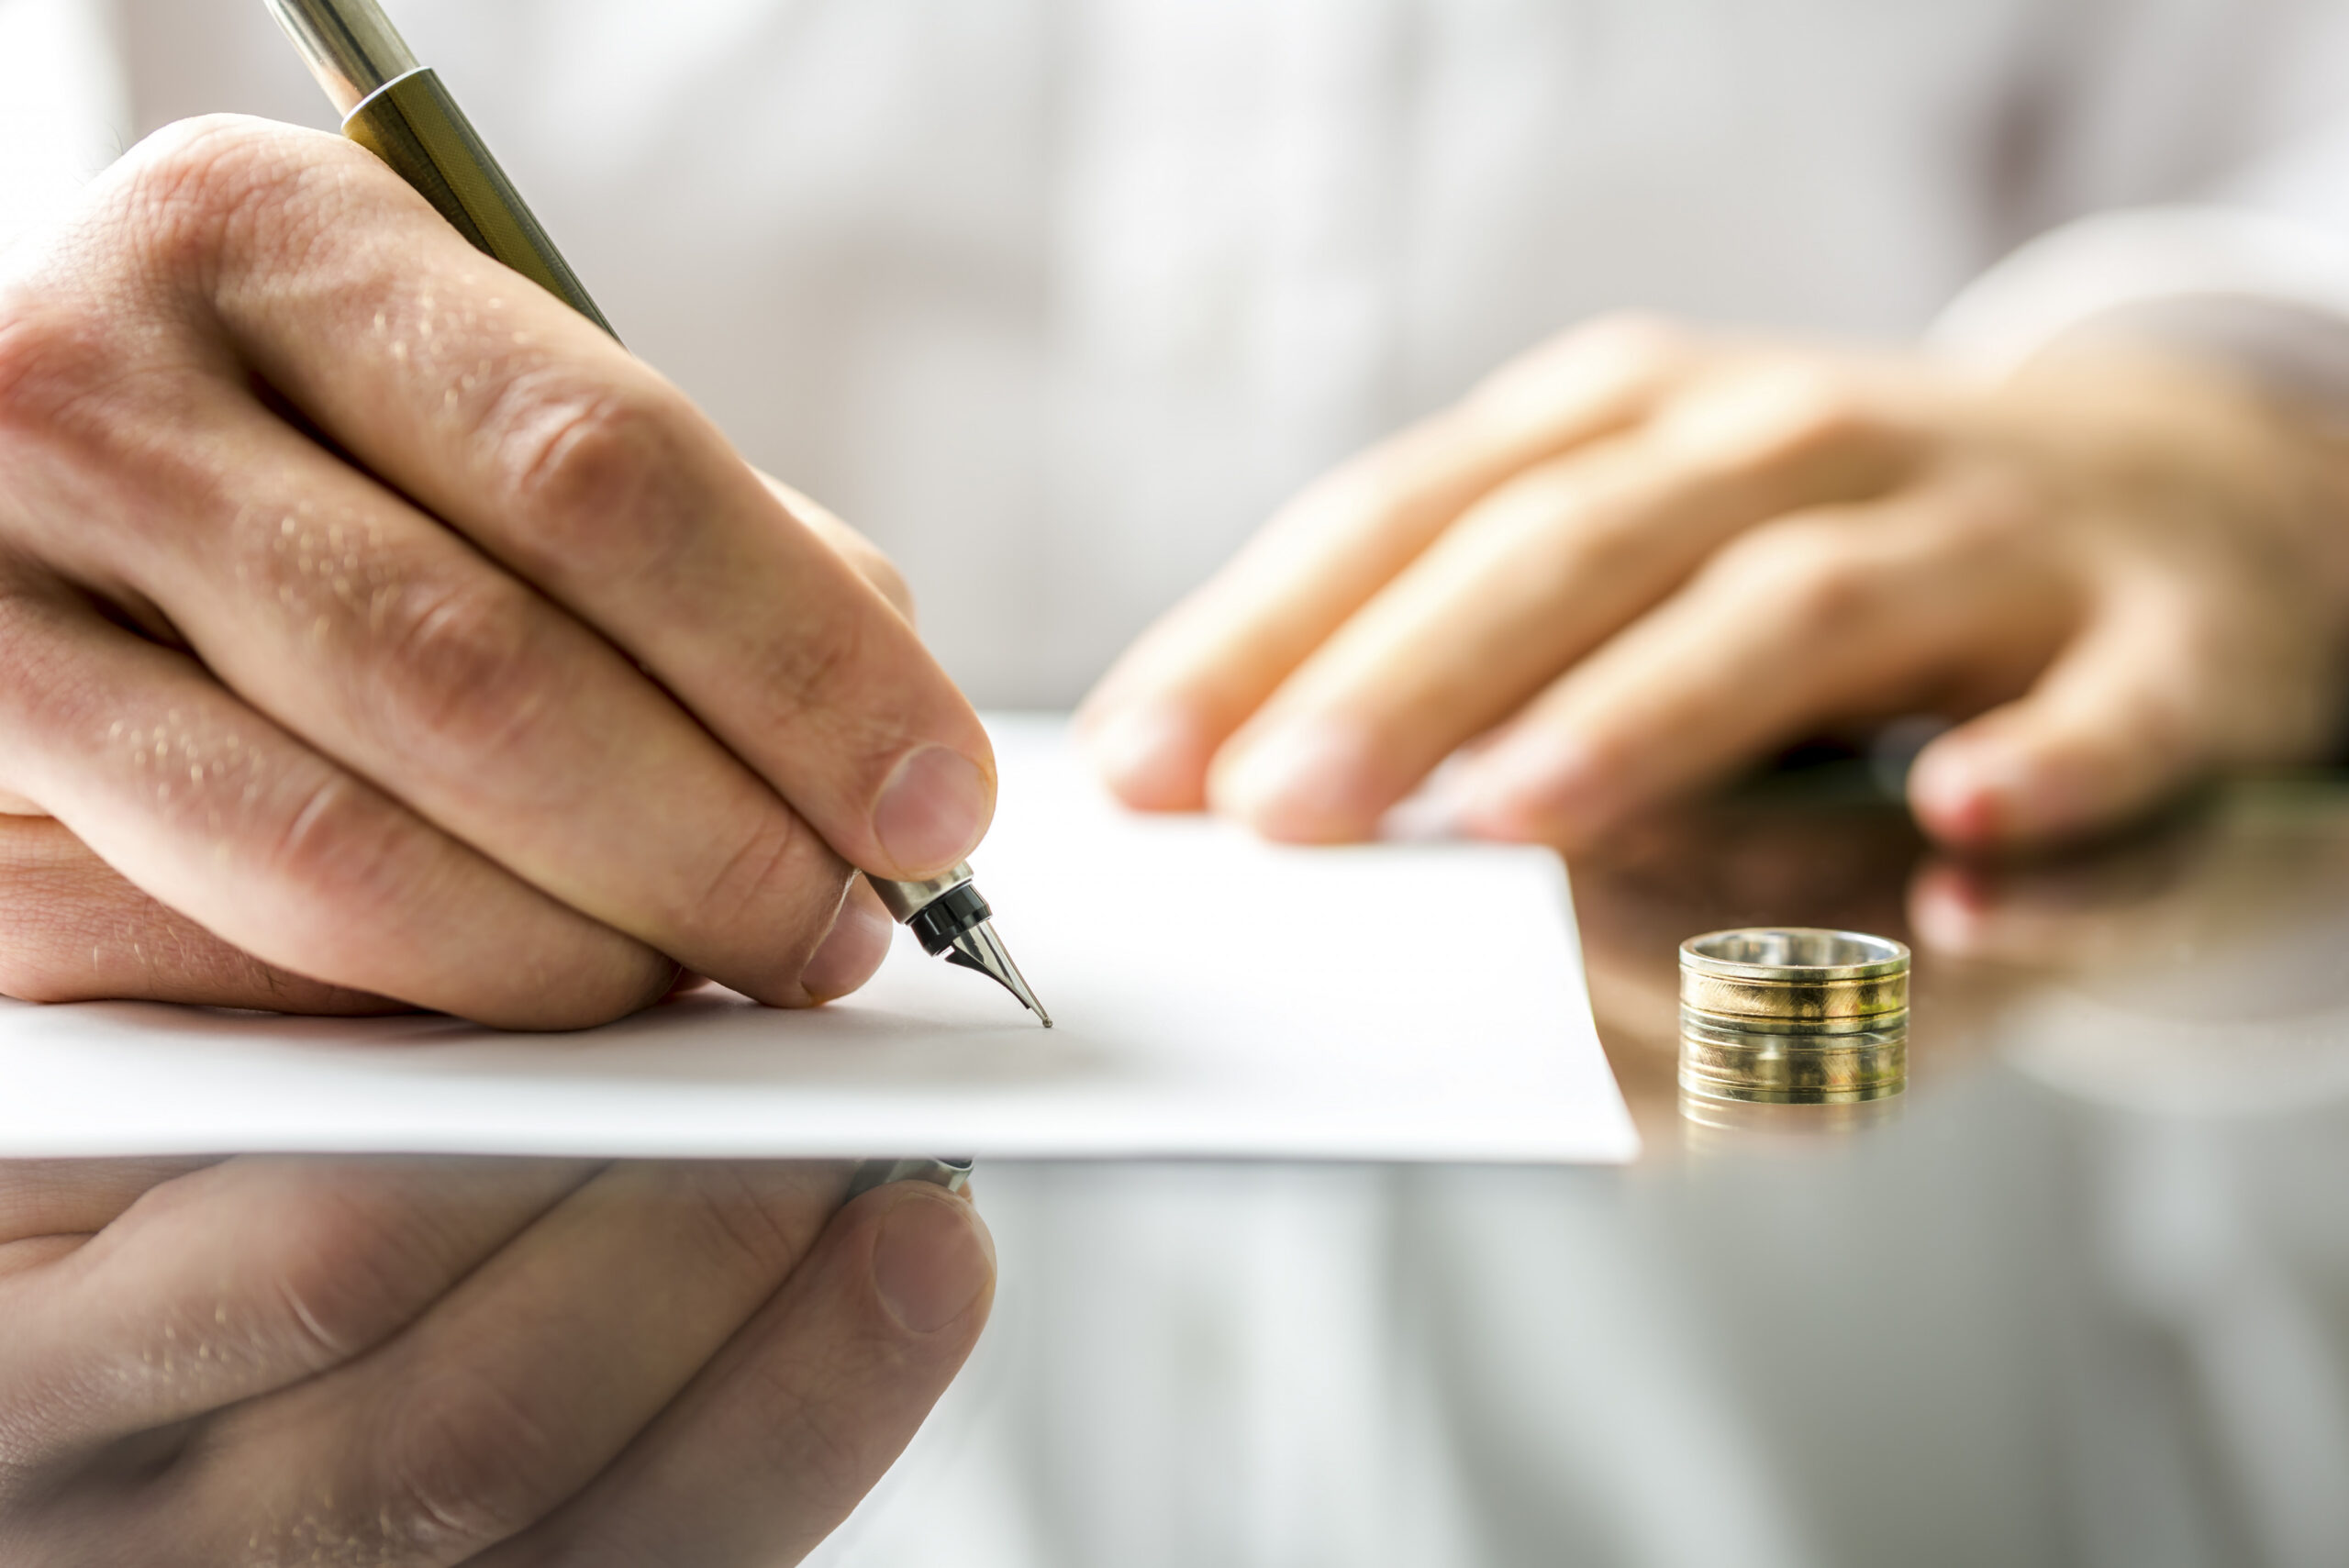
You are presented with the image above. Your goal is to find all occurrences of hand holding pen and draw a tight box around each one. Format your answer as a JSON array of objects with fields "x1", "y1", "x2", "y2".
[
  {"x1": 0, "y1": 45, "x2": 1008, "y2": 1029},
  {"x1": 268, "y1": 0, "x2": 1050, "y2": 1027}
]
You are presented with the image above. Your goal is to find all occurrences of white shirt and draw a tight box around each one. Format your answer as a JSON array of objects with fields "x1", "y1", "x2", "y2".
[{"x1": 16, "y1": 0, "x2": 2349, "y2": 705}]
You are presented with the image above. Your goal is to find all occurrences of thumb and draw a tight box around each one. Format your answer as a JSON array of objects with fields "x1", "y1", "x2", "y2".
[{"x1": 1908, "y1": 598, "x2": 2204, "y2": 850}]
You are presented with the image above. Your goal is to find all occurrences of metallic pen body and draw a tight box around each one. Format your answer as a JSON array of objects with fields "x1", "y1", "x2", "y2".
[{"x1": 262, "y1": 0, "x2": 1052, "y2": 1045}]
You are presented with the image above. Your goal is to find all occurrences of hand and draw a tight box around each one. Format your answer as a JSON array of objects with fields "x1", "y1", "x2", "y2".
[
  {"x1": 0, "y1": 116, "x2": 996, "y2": 1028},
  {"x1": 0, "y1": 1155, "x2": 995, "y2": 1565},
  {"x1": 1081, "y1": 315, "x2": 2349, "y2": 851}
]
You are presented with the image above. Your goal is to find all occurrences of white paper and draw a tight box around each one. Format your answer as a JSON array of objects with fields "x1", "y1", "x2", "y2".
[{"x1": 0, "y1": 717, "x2": 1637, "y2": 1162}]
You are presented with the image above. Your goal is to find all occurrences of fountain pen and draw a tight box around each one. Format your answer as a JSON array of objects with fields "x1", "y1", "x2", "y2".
[{"x1": 261, "y1": 0, "x2": 1051, "y2": 1033}]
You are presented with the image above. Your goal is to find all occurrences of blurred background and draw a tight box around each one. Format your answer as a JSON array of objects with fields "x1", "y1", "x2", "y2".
[{"x1": 16, "y1": 0, "x2": 2349, "y2": 708}]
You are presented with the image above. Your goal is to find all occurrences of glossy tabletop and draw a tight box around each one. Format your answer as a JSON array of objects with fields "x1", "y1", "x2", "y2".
[{"x1": 823, "y1": 768, "x2": 2349, "y2": 1568}]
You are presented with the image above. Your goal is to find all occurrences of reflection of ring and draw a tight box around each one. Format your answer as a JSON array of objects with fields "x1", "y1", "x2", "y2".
[
  {"x1": 1677, "y1": 1013, "x2": 1907, "y2": 1102},
  {"x1": 1678, "y1": 928, "x2": 1909, "y2": 1025}
]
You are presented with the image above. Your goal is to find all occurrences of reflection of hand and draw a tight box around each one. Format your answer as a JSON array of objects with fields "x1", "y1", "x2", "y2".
[
  {"x1": 1908, "y1": 800, "x2": 2349, "y2": 979},
  {"x1": 0, "y1": 117, "x2": 996, "y2": 1027},
  {"x1": 1082, "y1": 317, "x2": 2349, "y2": 851},
  {"x1": 0, "y1": 1156, "x2": 993, "y2": 1564}
]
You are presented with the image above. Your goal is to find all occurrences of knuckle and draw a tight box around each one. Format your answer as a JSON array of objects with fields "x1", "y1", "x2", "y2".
[
  {"x1": 696, "y1": 811, "x2": 829, "y2": 943},
  {"x1": 370, "y1": 1375, "x2": 569, "y2": 1556},
  {"x1": 109, "y1": 117, "x2": 325, "y2": 286},
  {"x1": 852, "y1": 547, "x2": 916, "y2": 622},
  {"x1": 1471, "y1": 311, "x2": 1686, "y2": 422},
  {"x1": 372, "y1": 575, "x2": 559, "y2": 762},
  {"x1": 723, "y1": 1341, "x2": 882, "y2": 1518},
  {"x1": 685, "y1": 1164, "x2": 827, "y2": 1282},
  {"x1": 0, "y1": 117, "x2": 372, "y2": 461},
  {"x1": 0, "y1": 295, "x2": 117, "y2": 461},
  {"x1": 261, "y1": 771, "x2": 424, "y2": 933},
  {"x1": 768, "y1": 1386, "x2": 879, "y2": 1518},
  {"x1": 488, "y1": 376, "x2": 702, "y2": 583},
  {"x1": 260, "y1": 1199, "x2": 467, "y2": 1373},
  {"x1": 1716, "y1": 520, "x2": 1876, "y2": 630},
  {"x1": 1664, "y1": 363, "x2": 1877, "y2": 475},
  {"x1": 749, "y1": 602, "x2": 865, "y2": 735}
]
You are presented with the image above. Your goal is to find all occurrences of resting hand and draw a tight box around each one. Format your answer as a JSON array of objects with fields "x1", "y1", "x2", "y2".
[
  {"x1": 1081, "y1": 316, "x2": 2349, "y2": 850},
  {"x1": 0, "y1": 117, "x2": 994, "y2": 1027},
  {"x1": 0, "y1": 1154, "x2": 994, "y2": 1565}
]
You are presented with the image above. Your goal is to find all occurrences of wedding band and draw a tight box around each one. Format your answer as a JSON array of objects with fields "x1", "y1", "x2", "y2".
[
  {"x1": 1678, "y1": 927, "x2": 1911, "y2": 1107},
  {"x1": 1678, "y1": 928, "x2": 1909, "y2": 1026}
]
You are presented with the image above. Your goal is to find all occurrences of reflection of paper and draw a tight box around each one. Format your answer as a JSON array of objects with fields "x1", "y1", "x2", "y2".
[{"x1": 0, "y1": 716, "x2": 1636, "y2": 1162}]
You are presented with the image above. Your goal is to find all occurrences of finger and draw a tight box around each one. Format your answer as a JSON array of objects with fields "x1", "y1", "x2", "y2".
[
  {"x1": 1906, "y1": 857, "x2": 2163, "y2": 963},
  {"x1": 1905, "y1": 820, "x2": 2215, "y2": 962},
  {"x1": 1456, "y1": 480, "x2": 2076, "y2": 848},
  {"x1": 0, "y1": 1156, "x2": 591, "y2": 1457},
  {"x1": 757, "y1": 470, "x2": 915, "y2": 623},
  {"x1": 146, "y1": 118, "x2": 992, "y2": 881},
  {"x1": 1905, "y1": 567, "x2": 2311, "y2": 848},
  {"x1": 797, "y1": 876, "x2": 896, "y2": 1005},
  {"x1": 0, "y1": 814, "x2": 396, "y2": 1014},
  {"x1": 474, "y1": 1182, "x2": 994, "y2": 1568},
  {"x1": 32, "y1": 364, "x2": 869, "y2": 1007},
  {"x1": 1079, "y1": 313, "x2": 1693, "y2": 809},
  {"x1": 0, "y1": 1156, "x2": 221, "y2": 1280},
  {"x1": 6, "y1": 222, "x2": 866, "y2": 1011},
  {"x1": 1207, "y1": 364, "x2": 1926, "y2": 839},
  {"x1": 0, "y1": 582, "x2": 674, "y2": 1027},
  {"x1": 161, "y1": 1161, "x2": 856, "y2": 1566}
]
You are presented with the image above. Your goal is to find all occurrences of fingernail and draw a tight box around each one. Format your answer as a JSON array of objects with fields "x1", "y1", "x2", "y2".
[
  {"x1": 1909, "y1": 743, "x2": 2021, "y2": 846},
  {"x1": 1458, "y1": 728, "x2": 1609, "y2": 841},
  {"x1": 1210, "y1": 720, "x2": 1382, "y2": 839},
  {"x1": 1085, "y1": 703, "x2": 1209, "y2": 810},
  {"x1": 799, "y1": 889, "x2": 894, "y2": 1002},
  {"x1": 872, "y1": 1192, "x2": 995, "y2": 1335},
  {"x1": 874, "y1": 745, "x2": 992, "y2": 877}
]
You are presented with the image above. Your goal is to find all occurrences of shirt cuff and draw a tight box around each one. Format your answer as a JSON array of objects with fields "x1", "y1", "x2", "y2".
[{"x1": 1928, "y1": 206, "x2": 2349, "y2": 405}]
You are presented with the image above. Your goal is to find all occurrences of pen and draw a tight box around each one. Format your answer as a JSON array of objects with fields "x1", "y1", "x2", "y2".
[{"x1": 261, "y1": 0, "x2": 1050, "y2": 1043}]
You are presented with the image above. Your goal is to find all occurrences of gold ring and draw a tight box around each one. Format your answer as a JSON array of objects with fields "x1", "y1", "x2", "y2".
[{"x1": 1678, "y1": 928, "x2": 1909, "y2": 1024}]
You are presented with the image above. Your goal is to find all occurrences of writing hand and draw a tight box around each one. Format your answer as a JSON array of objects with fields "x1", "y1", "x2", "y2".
[{"x1": 0, "y1": 117, "x2": 994, "y2": 1026}]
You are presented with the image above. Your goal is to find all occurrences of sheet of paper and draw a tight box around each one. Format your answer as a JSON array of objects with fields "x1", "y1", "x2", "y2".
[{"x1": 0, "y1": 717, "x2": 1637, "y2": 1162}]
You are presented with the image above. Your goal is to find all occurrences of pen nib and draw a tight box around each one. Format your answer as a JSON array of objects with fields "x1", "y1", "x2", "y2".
[{"x1": 944, "y1": 919, "x2": 1052, "y2": 1027}]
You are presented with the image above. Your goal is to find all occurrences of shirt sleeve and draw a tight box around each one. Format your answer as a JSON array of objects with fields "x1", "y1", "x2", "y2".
[{"x1": 1931, "y1": 0, "x2": 2349, "y2": 388}]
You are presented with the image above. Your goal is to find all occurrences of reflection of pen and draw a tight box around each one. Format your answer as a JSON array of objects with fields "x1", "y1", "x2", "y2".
[{"x1": 262, "y1": 0, "x2": 1051, "y2": 1043}]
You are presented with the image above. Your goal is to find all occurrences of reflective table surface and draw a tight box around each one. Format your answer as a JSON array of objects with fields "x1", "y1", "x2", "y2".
[{"x1": 819, "y1": 769, "x2": 2349, "y2": 1568}]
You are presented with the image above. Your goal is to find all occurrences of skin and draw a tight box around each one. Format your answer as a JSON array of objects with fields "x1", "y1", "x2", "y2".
[
  {"x1": 0, "y1": 115, "x2": 998, "y2": 1030},
  {"x1": 0, "y1": 117, "x2": 1002, "y2": 1560},
  {"x1": 0, "y1": 1154, "x2": 996, "y2": 1567},
  {"x1": 1081, "y1": 314, "x2": 2349, "y2": 853}
]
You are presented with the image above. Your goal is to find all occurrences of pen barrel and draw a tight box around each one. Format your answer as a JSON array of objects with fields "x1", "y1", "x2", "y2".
[
  {"x1": 341, "y1": 69, "x2": 618, "y2": 339},
  {"x1": 262, "y1": 0, "x2": 416, "y2": 116}
]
